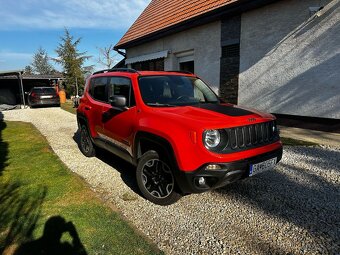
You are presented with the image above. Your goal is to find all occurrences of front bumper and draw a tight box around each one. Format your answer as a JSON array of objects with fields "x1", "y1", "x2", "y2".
[{"x1": 175, "y1": 147, "x2": 283, "y2": 194}]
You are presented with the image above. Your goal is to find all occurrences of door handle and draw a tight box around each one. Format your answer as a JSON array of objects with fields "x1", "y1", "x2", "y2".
[{"x1": 84, "y1": 106, "x2": 91, "y2": 111}]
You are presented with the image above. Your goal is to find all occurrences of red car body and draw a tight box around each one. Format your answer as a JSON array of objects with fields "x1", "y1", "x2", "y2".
[{"x1": 77, "y1": 69, "x2": 282, "y2": 204}]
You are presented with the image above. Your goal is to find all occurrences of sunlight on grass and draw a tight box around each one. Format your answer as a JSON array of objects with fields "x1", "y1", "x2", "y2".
[
  {"x1": 60, "y1": 100, "x2": 77, "y2": 115},
  {"x1": 0, "y1": 121, "x2": 162, "y2": 255}
]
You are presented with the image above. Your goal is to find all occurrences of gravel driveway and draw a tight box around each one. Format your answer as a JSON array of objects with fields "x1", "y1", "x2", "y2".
[{"x1": 2, "y1": 108, "x2": 340, "y2": 255}]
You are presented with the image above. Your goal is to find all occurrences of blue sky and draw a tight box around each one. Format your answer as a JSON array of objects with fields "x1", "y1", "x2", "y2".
[{"x1": 0, "y1": 0, "x2": 151, "y2": 71}]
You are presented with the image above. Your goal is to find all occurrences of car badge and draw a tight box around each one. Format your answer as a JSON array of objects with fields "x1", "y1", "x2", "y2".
[{"x1": 248, "y1": 118, "x2": 256, "y2": 122}]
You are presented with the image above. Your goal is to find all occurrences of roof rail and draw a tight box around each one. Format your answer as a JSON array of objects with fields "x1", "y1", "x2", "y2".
[
  {"x1": 93, "y1": 68, "x2": 140, "y2": 75},
  {"x1": 166, "y1": 70, "x2": 194, "y2": 75}
]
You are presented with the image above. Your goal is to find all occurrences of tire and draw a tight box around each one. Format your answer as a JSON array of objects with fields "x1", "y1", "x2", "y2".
[
  {"x1": 136, "y1": 151, "x2": 182, "y2": 205},
  {"x1": 79, "y1": 124, "x2": 96, "y2": 157}
]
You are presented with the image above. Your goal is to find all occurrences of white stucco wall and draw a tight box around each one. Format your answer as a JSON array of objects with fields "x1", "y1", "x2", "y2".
[
  {"x1": 239, "y1": 0, "x2": 340, "y2": 119},
  {"x1": 126, "y1": 21, "x2": 221, "y2": 93}
]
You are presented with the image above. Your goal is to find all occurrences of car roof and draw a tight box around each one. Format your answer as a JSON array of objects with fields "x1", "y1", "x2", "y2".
[{"x1": 91, "y1": 69, "x2": 196, "y2": 78}]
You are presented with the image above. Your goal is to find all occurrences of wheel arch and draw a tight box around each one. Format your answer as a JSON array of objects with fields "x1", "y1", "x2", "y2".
[
  {"x1": 76, "y1": 113, "x2": 95, "y2": 144},
  {"x1": 134, "y1": 131, "x2": 178, "y2": 169}
]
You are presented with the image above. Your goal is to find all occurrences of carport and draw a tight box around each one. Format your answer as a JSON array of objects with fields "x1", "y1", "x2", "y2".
[
  {"x1": 0, "y1": 70, "x2": 63, "y2": 108},
  {"x1": 0, "y1": 70, "x2": 25, "y2": 108}
]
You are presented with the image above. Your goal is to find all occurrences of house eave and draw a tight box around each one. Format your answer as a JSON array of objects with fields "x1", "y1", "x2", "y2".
[{"x1": 115, "y1": 0, "x2": 278, "y2": 50}]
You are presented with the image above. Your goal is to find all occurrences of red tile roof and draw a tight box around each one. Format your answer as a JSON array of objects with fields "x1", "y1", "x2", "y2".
[{"x1": 116, "y1": 0, "x2": 238, "y2": 48}]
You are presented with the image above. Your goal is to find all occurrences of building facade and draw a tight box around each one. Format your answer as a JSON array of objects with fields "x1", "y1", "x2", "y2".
[{"x1": 115, "y1": 0, "x2": 340, "y2": 119}]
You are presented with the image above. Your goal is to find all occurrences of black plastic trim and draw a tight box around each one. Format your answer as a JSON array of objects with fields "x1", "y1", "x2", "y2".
[
  {"x1": 95, "y1": 138, "x2": 134, "y2": 165},
  {"x1": 174, "y1": 147, "x2": 283, "y2": 194}
]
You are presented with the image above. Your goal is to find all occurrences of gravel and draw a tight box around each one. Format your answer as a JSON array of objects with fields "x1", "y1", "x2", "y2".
[{"x1": 2, "y1": 108, "x2": 340, "y2": 255}]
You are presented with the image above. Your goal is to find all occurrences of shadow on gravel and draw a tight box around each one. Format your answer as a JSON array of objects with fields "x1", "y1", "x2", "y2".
[
  {"x1": 72, "y1": 131, "x2": 140, "y2": 195},
  {"x1": 216, "y1": 148, "x2": 340, "y2": 253},
  {"x1": 298, "y1": 146, "x2": 340, "y2": 173}
]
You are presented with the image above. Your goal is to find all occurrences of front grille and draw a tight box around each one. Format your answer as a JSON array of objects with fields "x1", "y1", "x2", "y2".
[{"x1": 210, "y1": 121, "x2": 279, "y2": 153}]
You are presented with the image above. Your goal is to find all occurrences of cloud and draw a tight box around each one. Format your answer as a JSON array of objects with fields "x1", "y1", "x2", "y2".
[
  {"x1": 0, "y1": 51, "x2": 33, "y2": 60},
  {"x1": 0, "y1": 51, "x2": 33, "y2": 70},
  {"x1": 0, "y1": 0, "x2": 151, "y2": 30}
]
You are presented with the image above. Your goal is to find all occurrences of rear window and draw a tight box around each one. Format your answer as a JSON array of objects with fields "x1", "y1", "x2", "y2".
[{"x1": 32, "y1": 88, "x2": 56, "y2": 94}]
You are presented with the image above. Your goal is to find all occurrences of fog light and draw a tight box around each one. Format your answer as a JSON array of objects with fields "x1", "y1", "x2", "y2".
[
  {"x1": 198, "y1": 177, "x2": 206, "y2": 186},
  {"x1": 205, "y1": 164, "x2": 222, "y2": 170}
]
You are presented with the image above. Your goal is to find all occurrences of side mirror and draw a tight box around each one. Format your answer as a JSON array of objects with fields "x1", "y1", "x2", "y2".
[{"x1": 109, "y1": 95, "x2": 127, "y2": 108}]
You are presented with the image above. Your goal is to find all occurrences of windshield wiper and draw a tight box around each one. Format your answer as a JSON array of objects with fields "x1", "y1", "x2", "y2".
[{"x1": 146, "y1": 103, "x2": 177, "y2": 107}]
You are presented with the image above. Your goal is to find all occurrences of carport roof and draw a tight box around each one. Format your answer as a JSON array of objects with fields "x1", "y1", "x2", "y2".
[
  {"x1": 0, "y1": 70, "x2": 24, "y2": 77},
  {"x1": 0, "y1": 71, "x2": 63, "y2": 80}
]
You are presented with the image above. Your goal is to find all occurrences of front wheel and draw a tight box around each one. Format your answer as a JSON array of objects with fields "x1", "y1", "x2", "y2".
[{"x1": 136, "y1": 151, "x2": 181, "y2": 205}]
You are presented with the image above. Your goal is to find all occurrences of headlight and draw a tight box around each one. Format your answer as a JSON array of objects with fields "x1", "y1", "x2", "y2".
[{"x1": 203, "y1": 130, "x2": 221, "y2": 148}]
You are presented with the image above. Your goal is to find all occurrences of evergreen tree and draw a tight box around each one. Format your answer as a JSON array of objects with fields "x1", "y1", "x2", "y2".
[
  {"x1": 54, "y1": 28, "x2": 91, "y2": 96},
  {"x1": 24, "y1": 65, "x2": 33, "y2": 75},
  {"x1": 31, "y1": 47, "x2": 54, "y2": 75}
]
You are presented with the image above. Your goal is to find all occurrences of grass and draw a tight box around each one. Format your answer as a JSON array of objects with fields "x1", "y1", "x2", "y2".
[
  {"x1": 60, "y1": 100, "x2": 77, "y2": 115},
  {"x1": 0, "y1": 120, "x2": 163, "y2": 255},
  {"x1": 281, "y1": 137, "x2": 318, "y2": 146}
]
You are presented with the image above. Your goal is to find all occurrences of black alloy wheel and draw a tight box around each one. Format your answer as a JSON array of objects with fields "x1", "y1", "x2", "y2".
[{"x1": 136, "y1": 151, "x2": 181, "y2": 205}]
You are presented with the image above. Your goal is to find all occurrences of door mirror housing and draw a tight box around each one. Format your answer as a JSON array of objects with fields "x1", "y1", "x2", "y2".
[{"x1": 109, "y1": 95, "x2": 127, "y2": 108}]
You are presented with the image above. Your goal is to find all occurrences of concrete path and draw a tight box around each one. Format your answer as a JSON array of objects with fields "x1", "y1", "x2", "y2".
[{"x1": 279, "y1": 126, "x2": 340, "y2": 147}]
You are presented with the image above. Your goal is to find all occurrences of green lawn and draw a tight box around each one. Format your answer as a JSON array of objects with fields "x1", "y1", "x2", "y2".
[
  {"x1": 60, "y1": 100, "x2": 77, "y2": 115},
  {"x1": 0, "y1": 120, "x2": 162, "y2": 255}
]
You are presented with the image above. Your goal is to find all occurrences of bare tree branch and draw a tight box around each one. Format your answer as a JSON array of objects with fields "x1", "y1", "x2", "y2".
[{"x1": 97, "y1": 44, "x2": 118, "y2": 69}]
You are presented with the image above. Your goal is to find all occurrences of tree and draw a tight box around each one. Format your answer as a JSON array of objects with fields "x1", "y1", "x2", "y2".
[
  {"x1": 53, "y1": 28, "x2": 91, "y2": 96},
  {"x1": 97, "y1": 44, "x2": 117, "y2": 69},
  {"x1": 31, "y1": 47, "x2": 54, "y2": 75},
  {"x1": 24, "y1": 65, "x2": 33, "y2": 75}
]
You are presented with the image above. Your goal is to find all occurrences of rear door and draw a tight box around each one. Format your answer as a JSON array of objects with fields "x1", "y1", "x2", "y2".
[
  {"x1": 102, "y1": 76, "x2": 137, "y2": 161},
  {"x1": 85, "y1": 76, "x2": 108, "y2": 139}
]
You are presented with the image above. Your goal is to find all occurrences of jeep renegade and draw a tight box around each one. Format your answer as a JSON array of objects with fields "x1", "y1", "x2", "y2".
[{"x1": 77, "y1": 68, "x2": 283, "y2": 205}]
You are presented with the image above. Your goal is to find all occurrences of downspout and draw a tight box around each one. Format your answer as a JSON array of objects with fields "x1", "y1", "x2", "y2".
[{"x1": 114, "y1": 49, "x2": 126, "y2": 58}]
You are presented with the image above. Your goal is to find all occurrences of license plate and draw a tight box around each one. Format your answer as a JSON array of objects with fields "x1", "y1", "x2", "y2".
[
  {"x1": 40, "y1": 95, "x2": 53, "y2": 99},
  {"x1": 249, "y1": 157, "x2": 277, "y2": 176}
]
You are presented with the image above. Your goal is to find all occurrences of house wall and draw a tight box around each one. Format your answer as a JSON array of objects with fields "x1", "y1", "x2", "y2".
[
  {"x1": 239, "y1": 0, "x2": 340, "y2": 119},
  {"x1": 126, "y1": 21, "x2": 221, "y2": 93}
]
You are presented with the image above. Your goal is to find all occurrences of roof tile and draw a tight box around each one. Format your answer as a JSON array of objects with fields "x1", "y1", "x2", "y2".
[{"x1": 116, "y1": 0, "x2": 237, "y2": 48}]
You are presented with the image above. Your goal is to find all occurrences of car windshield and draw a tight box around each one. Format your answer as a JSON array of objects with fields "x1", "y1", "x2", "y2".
[
  {"x1": 32, "y1": 87, "x2": 56, "y2": 94},
  {"x1": 138, "y1": 75, "x2": 219, "y2": 107}
]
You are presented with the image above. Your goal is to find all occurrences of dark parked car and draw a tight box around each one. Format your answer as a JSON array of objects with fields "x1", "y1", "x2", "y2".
[{"x1": 27, "y1": 87, "x2": 60, "y2": 107}]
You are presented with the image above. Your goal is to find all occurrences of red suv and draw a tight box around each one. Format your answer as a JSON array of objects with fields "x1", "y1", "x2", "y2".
[{"x1": 77, "y1": 68, "x2": 282, "y2": 205}]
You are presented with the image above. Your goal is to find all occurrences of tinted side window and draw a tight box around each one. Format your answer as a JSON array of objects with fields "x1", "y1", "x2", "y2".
[
  {"x1": 108, "y1": 77, "x2": 135, "y2": 107},
  {"x1": 89, "y1": 77, "x2": 107, "y2": 102}
]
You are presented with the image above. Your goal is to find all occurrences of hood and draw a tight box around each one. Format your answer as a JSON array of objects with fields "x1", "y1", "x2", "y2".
[{"x1": 150, "y1": 103, "x2": 274, "y2": 129}]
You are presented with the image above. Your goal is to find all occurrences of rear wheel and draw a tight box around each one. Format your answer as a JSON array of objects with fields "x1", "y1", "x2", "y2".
[
  {"x1": 80, "y1": 124, "x2": 96, "y2": 157},
  {"x1": 136, "y1": 151, "x2": 181, "y2": 205}
]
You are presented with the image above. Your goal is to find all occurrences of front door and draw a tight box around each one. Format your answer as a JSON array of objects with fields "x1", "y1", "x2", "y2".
[{"x1": 102, "y1": 76, "x2": 137, "y2": 161}]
